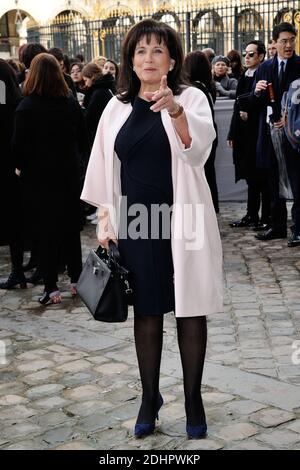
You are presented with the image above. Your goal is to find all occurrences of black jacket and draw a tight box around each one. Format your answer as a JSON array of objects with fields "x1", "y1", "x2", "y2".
[
  {"x1": 12, "y1": 94, "x2": 86, "y2": 236},
  {"x1": 83, "y1": 74, "x2": 115, "y2": 148},
  {"x1": 228, "y1": 70, "x2": 259, "y2": 182},
  {"x1": 0, "y1": 83, "x2": 22, "y2": 244}
]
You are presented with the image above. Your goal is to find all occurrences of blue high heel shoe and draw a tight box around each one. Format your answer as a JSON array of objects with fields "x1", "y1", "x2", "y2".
[
  {"x1": 186, "y1": 422, "x2": 207, "y2": 439},
  {"x1": 134, "y1": 393, "x2": 164, "y2": 438}
]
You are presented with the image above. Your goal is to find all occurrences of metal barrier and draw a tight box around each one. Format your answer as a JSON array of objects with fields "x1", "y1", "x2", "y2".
[{"x1": 27, "y1": 1, "x2": 300, "y2": 62}]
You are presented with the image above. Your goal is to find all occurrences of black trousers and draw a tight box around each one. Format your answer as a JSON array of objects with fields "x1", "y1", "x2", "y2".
[
  {"x1": 267, "y1": 149, "x2": 287, "y2": 231},
  {"x1": 246, "y1": 169, "x2": 270, "y2": 223},
  {"x1": 39, "y1": 230, "x2": 82, "y2": 292},
  {"x1": 10, "y1": 238, "x2": 24, "y2": 272}
]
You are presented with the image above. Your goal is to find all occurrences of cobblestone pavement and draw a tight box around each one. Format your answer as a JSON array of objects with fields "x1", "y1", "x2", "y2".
[{"x1": 0, "y1": 202, "x2": 300, "y2": 451}]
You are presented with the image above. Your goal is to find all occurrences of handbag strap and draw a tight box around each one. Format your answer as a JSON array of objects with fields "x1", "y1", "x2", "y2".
[{"x1": 108, "y1": 240, "x2": 120, "y2": 264}]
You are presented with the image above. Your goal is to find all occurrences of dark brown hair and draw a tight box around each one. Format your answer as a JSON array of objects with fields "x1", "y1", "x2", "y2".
[
  {"x1": 82, "y1": 62, "x2": 103, "y2": 83},
  {"x1": 104, "y1": 59, "x2": 119, "y2": 80},
  {"x1": 184, "y1": 51, "x2": 214, "y2": 92},
  {"x1": 23, "y1": 53, "x2": 69, "y2": 98},
  {"x1": 118, "y1": 19, "x2": 186, "y2": 103},
  {"x1": 227, "y1": 49, "x2": 244, "y2": 77},
  {"x1": 6, "y1": 58, "x2": 25, "y2": 75},
  {"x1": 48, "y1": 47, "x2": 64, "y2": 63},
  {"x1": 22, "y1": 43, "x2": 47, "y2": 69},
  {"x1": 0, "y1": 59, "x2": 21, "y2": 107}
]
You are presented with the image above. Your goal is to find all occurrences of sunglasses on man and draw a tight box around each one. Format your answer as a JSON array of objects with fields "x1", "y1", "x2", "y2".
[{"x1": 242, "y1": 51, "x2": 257, "y2": 58}]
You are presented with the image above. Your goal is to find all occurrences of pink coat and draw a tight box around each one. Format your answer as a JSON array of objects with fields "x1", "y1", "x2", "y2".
[{"x1": 81, "y1": 86, "x2": 223, "y2": 317}]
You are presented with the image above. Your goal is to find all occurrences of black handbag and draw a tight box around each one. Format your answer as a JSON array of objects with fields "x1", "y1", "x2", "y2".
[
  {"x1": 77, "y1": 241, "x2": 132, "y2": 322},
  {"x1": 236, "y1": 92, "x2": 252, "y2": 112}
]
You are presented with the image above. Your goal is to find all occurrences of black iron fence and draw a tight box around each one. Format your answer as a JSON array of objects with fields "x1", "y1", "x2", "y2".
[{"x1": 27, "y1": 1, "x2": 300, "y2": 62}]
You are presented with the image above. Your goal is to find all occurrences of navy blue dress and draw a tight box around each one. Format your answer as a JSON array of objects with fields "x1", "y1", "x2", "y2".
[{"x1": 115, "y1": 96, "x2": 175, "y2": 316}]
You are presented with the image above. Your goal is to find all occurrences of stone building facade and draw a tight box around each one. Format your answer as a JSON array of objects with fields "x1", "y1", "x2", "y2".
[{"x1": 0, "y1": 0, "x2": 299, "y2": 58}]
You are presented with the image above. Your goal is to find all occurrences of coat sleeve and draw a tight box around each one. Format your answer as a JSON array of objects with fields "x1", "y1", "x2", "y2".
[
  {"x1": 171, "y1": 87, "x2": 216, "y2": 168},
  {"x1": 251, "y1": 63, "x2": 268, "y2": 109},
  {"x1": 12, "y1": 109, "x2": 32, "y2": 171},
  {"x1": 227, "y1": 78, "x2": 243, "y2": 140},
  {"x1": 80, "y1": 99, "x2": 116, "y2": 240}
]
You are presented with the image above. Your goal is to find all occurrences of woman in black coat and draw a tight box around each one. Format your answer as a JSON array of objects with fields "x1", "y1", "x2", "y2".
[
  {"x1": 12, "y1": 53, "x2": 85, "y2": 304},
  {"x1": 82, "y1": 62, "x2": 115, "y2": 149},
  {"x1": 0, "y1": 60, "x2": 25, "y2": 289},
  {"x1": 184, "y1": 51, "x2": 219, "y2": 213}
]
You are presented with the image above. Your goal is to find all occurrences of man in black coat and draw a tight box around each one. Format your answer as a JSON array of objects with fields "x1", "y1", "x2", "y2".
[
  {"x1": 252, "y1": 22, "x2": 300, "y2": 244},
  {"x1": 228, "y1": 40, "x2": 270, "y2": 229}
]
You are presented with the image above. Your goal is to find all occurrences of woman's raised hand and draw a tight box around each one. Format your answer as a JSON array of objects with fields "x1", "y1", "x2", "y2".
[{"x1": 143, "y1": 75, "x2": 178, "y2": 114}]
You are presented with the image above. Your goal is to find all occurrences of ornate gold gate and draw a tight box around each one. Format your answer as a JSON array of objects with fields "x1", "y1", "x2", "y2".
[{"x1": 284, "y1": 10, "x2": 300, "y2": 55}]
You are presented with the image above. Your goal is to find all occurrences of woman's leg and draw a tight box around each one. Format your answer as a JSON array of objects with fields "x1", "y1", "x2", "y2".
[
  {"x1": 134, "y1": 314, "x2": 164, "y2": 423},
  {"x1": 64, "y1": 231, "x2": 82, "y2": 284},
  {"x1": 39, "y1": 237, "x2": 59, "y2": 293},
  {"x1": 176, "y1": 316, "x2": 207, "y2": 425},
  {"x1": 0, "y1": 239, "x2": 26, "y2": 289},
  {"x1": 10, "y1": 238, "x2": 24, "y2": 273}
]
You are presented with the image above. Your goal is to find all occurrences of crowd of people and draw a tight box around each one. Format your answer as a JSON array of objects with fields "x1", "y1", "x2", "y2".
[
  {"x1": 0, "y1": 45, "x2": 118, "y2": 302},
  {"x1": 203, "y1": 24, "x2": 300, "y2": 248}
]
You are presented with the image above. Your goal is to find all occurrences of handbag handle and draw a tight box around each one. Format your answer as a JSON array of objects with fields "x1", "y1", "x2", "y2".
[{"x1": 108, "y1": 240, "x2": 120, "y2": 264}]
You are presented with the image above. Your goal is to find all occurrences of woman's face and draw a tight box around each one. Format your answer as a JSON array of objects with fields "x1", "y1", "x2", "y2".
[
  {"x1": 103, "y1": 61, "x2": 116, "y2": 78},
  {"x1": 83, "y1": 76, "x2": 93, "y2": 88},
  {"x1": 71, "y1": 65, "x2": 83, "y2": 83},
  {"x1": 213, "y1": 61, "x2": 228, "y2": 77},
  {"x1": 132, "y1": 34, "x2": 175, "y2": 88}
]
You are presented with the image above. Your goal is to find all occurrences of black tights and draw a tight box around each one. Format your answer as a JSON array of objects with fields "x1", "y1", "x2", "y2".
[
  {"x1": 134, "y1": 315, "x2": 164, "y2": 424},
  {"x1": 10, "y1": 241, "x2": 24, "y2": 272},
  {"x1": 134, "y1": 314, "x2": 207, "y2": 425},
  {"x1": 177, "y1": 316, "x2": 207, "y2": 425}
]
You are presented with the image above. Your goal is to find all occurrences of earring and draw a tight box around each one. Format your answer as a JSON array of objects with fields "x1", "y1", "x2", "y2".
[{"x1": 169, "y1": 66, "x2": 173, "y2": 72}]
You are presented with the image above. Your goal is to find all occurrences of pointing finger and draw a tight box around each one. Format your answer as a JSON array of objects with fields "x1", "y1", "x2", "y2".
[{"x1": 160, "y1": 75, "x2": 168, "y2": 89}]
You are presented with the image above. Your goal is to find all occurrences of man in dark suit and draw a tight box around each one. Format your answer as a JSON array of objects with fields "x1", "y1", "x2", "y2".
[{"x1": 252, "y1": 22, "x2": 300, "y2": 245}]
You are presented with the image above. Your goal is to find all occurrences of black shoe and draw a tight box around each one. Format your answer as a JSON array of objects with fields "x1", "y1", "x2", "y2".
[
  {"x1": 27, "y1": 269, "x2": 43, "y2": 285},
  {"x1": 255, "y1": 228, "x2": 287, "y2": 241},
  {"x1": 253, "y1": 223, "x2": 270, "y2": 232},
  {"x1": 287, "y1": 232, "x2": 300, "y2": 247},
  {"x1": 0, "y1": 271, "x2": 27, "y2": 289},
  {"x1": 23, "y1": 259, "x2": 37, "y2": 272},
  {"x1": 38, "y1": 290, "x2": 61, "y2": 305},
  {"x1": 229, "y1": 215, "x2": 259, "y2": 228}
]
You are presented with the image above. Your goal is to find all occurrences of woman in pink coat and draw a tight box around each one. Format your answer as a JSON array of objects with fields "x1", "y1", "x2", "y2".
[{"x1": 81, "y1": 19, "x2": 223, "y2": 439}]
